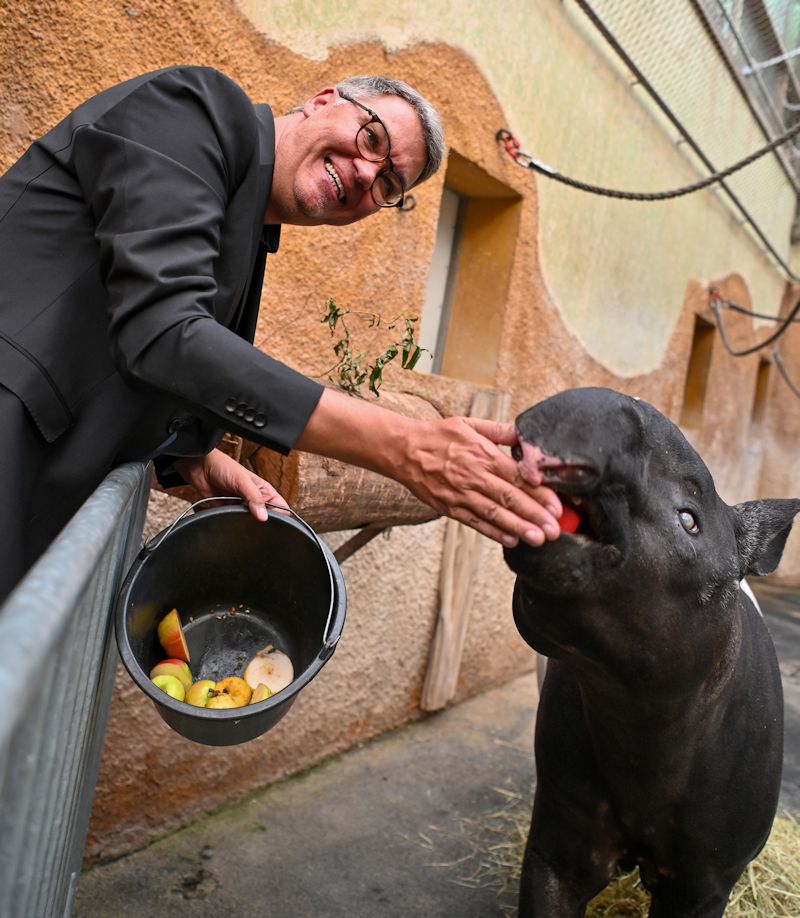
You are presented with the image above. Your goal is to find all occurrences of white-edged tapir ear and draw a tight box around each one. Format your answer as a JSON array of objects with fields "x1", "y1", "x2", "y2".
[{"x1": 732, "y1": 498, "x2": 800, "y2": 577}]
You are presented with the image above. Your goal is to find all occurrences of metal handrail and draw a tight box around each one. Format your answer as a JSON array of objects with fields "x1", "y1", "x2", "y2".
[{"x1": 0, "y1": 462, "x2": 151, "y2": 918}]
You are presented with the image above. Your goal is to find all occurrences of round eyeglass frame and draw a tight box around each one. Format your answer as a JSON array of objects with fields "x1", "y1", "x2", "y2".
[{"x1": 338, "y1": 92, "x2": 406, "y2": 208}]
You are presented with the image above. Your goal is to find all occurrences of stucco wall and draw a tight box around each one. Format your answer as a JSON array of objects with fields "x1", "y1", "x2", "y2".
[
  {"x1": 236, "y1": 0, "x2": 795, "y2": 376},
  {"x1": 2, "y1": 0, "x2": 800, "y2": 863}
]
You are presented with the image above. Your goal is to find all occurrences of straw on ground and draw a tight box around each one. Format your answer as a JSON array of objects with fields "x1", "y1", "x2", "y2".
[{"x1": 415, "y1": 785, "x2": 800, "y2": 916}]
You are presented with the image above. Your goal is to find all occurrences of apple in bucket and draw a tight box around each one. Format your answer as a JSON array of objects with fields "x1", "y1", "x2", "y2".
[
  {"x1": 157, "y1": 609, "x2": 190, "y2": 663},
  {"x1": 151, "y1": 673, "x2": 185, "y2": 701},
  {"x1": 150, "y1": 659, "x2": 192, "y2": 691}
]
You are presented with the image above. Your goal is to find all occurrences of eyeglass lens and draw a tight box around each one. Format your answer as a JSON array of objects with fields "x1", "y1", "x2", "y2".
[{"x1": 344, "y1": 95, "x2": 405, "y2": 207}]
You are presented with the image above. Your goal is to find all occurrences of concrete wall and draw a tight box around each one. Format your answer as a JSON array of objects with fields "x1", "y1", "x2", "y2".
[{"x1": 2, "y1": 0, "x2": 800, "y2": 863}]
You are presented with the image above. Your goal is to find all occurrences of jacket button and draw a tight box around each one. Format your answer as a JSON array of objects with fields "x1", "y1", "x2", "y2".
[
  {"x1": 254, "y1": 413, "x2": 266, "y2": 428},
  {"x1": 244, "y1": 408, "x2": 255, "y2": 422},
  {"x1": 235, "y1": 402, "x2": 247, "y2": 417},
  {"x1": 168, "y1": 418, "x2": 183, "y2": 434},
  {"x1": 224, "y1": 398, "x2": 236, "y2": 413}
]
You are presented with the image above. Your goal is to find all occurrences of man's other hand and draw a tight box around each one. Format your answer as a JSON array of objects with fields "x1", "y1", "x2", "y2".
[{"x1": 172, "y1": 449, "x2": 288, "y2": 521}]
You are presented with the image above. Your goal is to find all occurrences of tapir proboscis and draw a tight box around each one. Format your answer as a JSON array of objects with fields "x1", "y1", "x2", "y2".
[{"x1": 504, "y1": 387, "x2": 799, "y2": 918}]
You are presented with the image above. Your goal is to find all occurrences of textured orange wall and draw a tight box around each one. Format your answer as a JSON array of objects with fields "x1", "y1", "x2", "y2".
[{"x1": 3, "y1": 0, "x2": 799, "y2": 865}]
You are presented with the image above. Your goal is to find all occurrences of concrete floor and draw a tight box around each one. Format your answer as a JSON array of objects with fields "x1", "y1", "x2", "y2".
[{"x1": 75, "y1": 583, "x2": 800, "y2": 918}]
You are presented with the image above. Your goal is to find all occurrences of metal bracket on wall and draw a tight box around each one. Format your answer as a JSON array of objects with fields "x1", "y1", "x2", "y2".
[{"x1": 333, "y1": 524, "x2": 389, "y2": 564}]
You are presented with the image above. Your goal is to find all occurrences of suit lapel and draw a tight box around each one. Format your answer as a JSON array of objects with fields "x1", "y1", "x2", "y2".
[{"x1": 232, "y1": 103, "x2": 280, "y2": 343}]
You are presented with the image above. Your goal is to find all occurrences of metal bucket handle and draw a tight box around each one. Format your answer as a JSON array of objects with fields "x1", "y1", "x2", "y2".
[{"x1": 144, "y1": 496, "x2": 339, "y2": 651}]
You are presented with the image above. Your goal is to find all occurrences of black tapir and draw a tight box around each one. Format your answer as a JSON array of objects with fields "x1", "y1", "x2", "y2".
[{"x1": 504, "y1": 387, "x2": 799, "y2": 918}]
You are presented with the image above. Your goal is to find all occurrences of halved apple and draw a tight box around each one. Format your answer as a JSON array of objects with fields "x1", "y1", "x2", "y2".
[
  {"x1": 157, "y1": 609, "x2": 190, "y2": 663},
  {"x1": 244, "y1": 646, "x2": 294, "y2": 695}
]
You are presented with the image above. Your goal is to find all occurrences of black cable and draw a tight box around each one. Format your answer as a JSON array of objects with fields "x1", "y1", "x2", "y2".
[
  {"x1": 710, "y1": 295, "x2": 800, "y2": 356},
  {"x1": 723, "y1": 299, "x2": 800, "y2": 323},
  {"x1": 773, "y1": 350, "x2": 800, "y2": 398},
  {"x1": 497, "y1": 119, "x2": 800, "y2": 202}
]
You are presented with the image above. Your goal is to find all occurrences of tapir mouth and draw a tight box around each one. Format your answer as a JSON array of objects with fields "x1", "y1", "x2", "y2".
[
  {"x1": 513, "y1": 443, "x2": 609, "y2": 543},
  {"x1": 537, "y1": 458, "x2": 600, "y2": 489},
  {"x1": 557, "y1": 492, "x2": 608, "y2": 542}
]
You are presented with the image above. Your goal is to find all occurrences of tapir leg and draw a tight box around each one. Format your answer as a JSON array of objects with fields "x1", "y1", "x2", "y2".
[
  {"x1": 519, "y1": 664, "x2": 620, "y2": 917},
  {"x1": 518, "y1": 835, "x2": 589, "y2": 918},
  {"x1": 647, "y1": 883, "x2": 732, "y2": 918}
]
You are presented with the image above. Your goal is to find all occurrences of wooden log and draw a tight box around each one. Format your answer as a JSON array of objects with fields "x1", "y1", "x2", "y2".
[
  {"x1": 420, "y1": 388, "x2": 511, "y2": 712},
  {"x1": 242, "y1": 390, "x2": 443, "y2": 533}
]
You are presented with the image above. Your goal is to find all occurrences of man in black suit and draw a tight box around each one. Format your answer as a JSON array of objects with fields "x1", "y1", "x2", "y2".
[{"x1": 0, "y1": 66, "x2": 562, "y2": 602}]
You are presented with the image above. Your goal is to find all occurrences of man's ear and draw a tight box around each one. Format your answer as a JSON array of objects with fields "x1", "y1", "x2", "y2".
[
  {"x1": 302, "y1": 87, "x2": 339, "y2": 117},
  {"x1": 732, "y1": 498, "x2": 800, "y2": 577}
]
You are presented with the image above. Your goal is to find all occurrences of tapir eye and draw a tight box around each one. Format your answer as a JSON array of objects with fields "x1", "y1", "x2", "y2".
[{"x1": 679, "y1": 510, "x2": 699, "y2": 534}]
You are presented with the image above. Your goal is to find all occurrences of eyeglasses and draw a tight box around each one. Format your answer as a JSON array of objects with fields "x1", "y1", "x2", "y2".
[{"x1": 338, "y1": 92, "x2": 406, "y2": 208}]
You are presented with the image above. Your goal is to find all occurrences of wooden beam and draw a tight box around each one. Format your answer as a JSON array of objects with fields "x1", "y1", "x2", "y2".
[{"x1": 420, "y1": 388, "x2": 511, "y2": 711}]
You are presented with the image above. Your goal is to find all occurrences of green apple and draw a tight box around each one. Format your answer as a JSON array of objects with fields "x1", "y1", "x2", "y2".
[
  {"x1": 150, "y1": 659, "x2": 192, "y2": 692},
  {"x1": 151, "y1": 673, "x2": 185, "y2": 702},
  {"x1": 185, "y1": 679, "x2": 216, "y2": 707}
]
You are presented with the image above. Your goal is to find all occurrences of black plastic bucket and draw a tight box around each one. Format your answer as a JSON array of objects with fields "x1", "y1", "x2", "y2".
[{"x1": 115, "y1": 500, "x2": 346, "y2": 746}]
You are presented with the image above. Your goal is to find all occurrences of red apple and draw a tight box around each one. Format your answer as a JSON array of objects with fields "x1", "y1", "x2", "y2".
[
  {"x1": 559, "y1": 505, "x2": 581, "y2": 534},
  {"x1": 150, "y1": 659, "x2": 192, "y2": 691},
  {"x1": 157, "y1": 608, "x2": 190, "y2": 663}
]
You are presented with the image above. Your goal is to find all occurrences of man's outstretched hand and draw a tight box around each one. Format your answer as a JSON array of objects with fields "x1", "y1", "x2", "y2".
[
  {"x1": 295, "y1": 388, "x2": 564, "y2": 549},
  {"x1": 396, "y1": 415, "x2": 562, "y2": 547}
]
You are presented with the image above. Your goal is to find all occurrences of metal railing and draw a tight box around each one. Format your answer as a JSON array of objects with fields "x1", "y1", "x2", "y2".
[{"x1": 0, "y1": 462, "x2": 151, "y2": 918}]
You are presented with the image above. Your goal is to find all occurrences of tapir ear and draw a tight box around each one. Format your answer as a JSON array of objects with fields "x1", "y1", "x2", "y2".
[{"x1": 732, "y1": 498, "x2": 800, "y2": 577}]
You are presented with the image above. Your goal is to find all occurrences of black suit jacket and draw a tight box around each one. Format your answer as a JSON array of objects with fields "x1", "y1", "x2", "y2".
[{"x1": 0, "y1": 67, "x2": 323, "y2": 584}]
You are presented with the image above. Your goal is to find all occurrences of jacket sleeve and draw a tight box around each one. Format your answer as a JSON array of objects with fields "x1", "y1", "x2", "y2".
[{"x1": 69, "y1": 66, "x2": 322, "y2": 456}]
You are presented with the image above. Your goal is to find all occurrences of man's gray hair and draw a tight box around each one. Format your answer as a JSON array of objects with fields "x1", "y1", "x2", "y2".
[{"x1": 334, "y1": 76, "x2": 444, "y2": 187}]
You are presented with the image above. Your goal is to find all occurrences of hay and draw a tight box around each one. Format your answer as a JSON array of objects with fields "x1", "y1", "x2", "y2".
[{"x1": 417, "y1": 786, "x2": 800, "y2": 916}]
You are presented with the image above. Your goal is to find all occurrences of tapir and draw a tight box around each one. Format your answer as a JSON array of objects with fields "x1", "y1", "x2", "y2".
[{"x1": 504, "y1": 387, "x2": 799, "y2": 918}]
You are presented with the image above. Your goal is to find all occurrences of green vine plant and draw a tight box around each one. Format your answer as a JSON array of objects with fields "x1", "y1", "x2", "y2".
[{"x1": 321, "y1": 297, "x2": 429, "y2": 397}]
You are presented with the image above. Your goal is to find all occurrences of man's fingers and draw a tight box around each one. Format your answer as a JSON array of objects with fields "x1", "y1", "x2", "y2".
[
  {"x1": 483, "y1": 497, "x2": 559, "y2": 544},
  {"x1": 239, "y1": 474, "x2": 289, "y2": 521},
  {"x1": 451, "y1": 505, "x2": 548, "y2": 549},
  {"x1": 465, "y1": 417, "x2": 519, "y2": 446}
]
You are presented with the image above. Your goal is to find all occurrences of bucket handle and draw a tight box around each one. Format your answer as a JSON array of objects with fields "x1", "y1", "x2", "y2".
[{"x1": 144, "y1": 496, "x2": 340, "y2": 651}]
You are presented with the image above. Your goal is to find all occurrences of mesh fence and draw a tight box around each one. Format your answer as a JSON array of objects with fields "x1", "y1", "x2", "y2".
[{"x1": 550, "y1": 0, "x2": 800, "y2": 278}]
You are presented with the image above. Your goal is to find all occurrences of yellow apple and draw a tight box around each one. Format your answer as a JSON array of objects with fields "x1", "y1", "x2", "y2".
[
  {"x1": 249, "y1": 683, "x2": 274, "y2": 704},
  {"x1": 185, "y1": 679, "x2": 216, "y2": 707},
  {"x1": 151, "y1": 673, "x2": 185, "y2": 702},
  {"x1": 206, "y1": 692, "x2": 238, "y2": 709},
  {"x1": 210, "y1": 676, "x2": 252, "y2": 707}
]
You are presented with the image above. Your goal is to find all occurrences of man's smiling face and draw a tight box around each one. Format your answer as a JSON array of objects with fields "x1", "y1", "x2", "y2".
[{"x1": 269, "y1": 87, "x2": 426, "y2": 227}]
